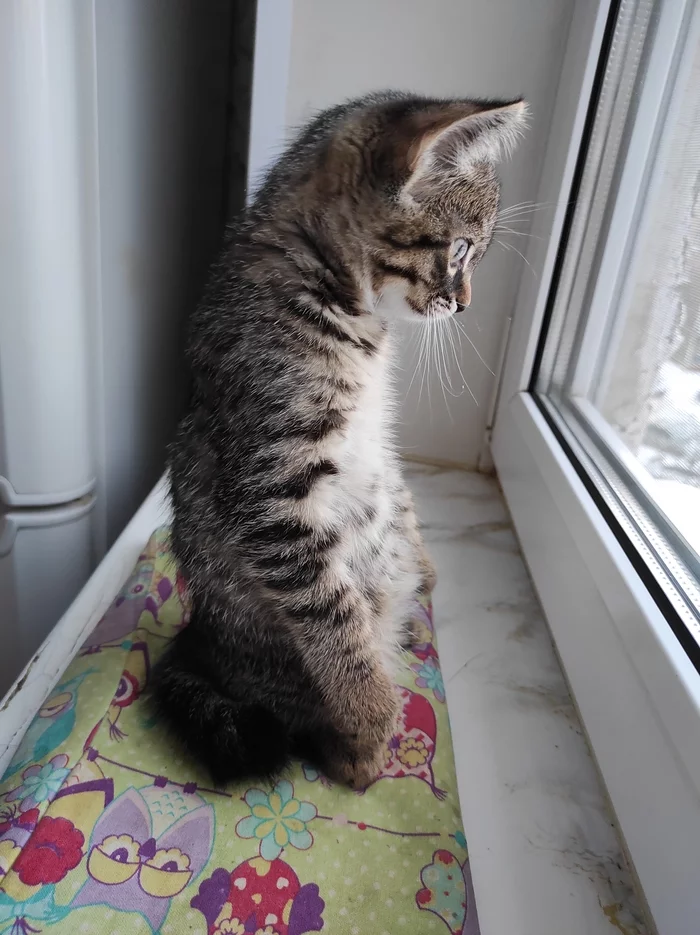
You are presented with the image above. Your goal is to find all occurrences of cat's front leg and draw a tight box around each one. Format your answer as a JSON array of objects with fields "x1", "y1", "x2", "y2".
[
  {"x1": 396, "y1": 486, "x2": 437, "y2": 594},
  {"x1": 324, "y1": 668, "x2": 400, "y2": 789},
  {"x1": 287, "y1": 586, "x2": 399, "y2": 788},
  {"x1": 320, "y1": 649, "x2": 399, "y2": 790}
]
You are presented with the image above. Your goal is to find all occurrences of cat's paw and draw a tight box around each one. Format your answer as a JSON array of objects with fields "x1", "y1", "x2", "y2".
[
  {"x1": 328, "y1": 686, "x2": 399, "y2": 789},
  {"x1": 360, "y1": 679, "x2": 401, "y2": 746},
  {"x1": 346, "y1": 747, "x2": 386, "y2": 790},
  {"x1": 329, "y1": 742, "x2": 387, "y2": 791},
  {"x1": 324, "y1": 664, "x2": 399, "y2": 788},
  {"x1": 339, "y1": 667, "x2": 400, "y2": 745}
]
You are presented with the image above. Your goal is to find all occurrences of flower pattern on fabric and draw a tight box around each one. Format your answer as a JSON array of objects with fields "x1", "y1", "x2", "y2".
[
  {"x1": 0, "y1": 838, "x2": 21, "y2": 879},
  {"x1": 359, "y1": 688, "x2": 446, "y2": 799},
  {"x1": 112, "y1": 671, "x2": 141, "y2": 709},
  {"x1": 97, "y1": 832, "x2": 141, "y2": 863},
  {"x1": 4, "y1": 754, "x2": 71, "y2": 811},
  {"x1": 212, "y1": 903, "x2": 246, "y2": 935},
  {"x1": 191, "y1": 866, "x2": 233, "y2": 928},
  {"x1": 144, "y1": 572, "x2": 173, "y2": 622},
  {"x1": 192, "y1": 856, "x2": 325, "y2": 935},
  {"x1": 383, "y1": 745, "x2": 395, "y2": 769},
  {"x1": 14, "y1": 816, "x2": 84, "y2": 885},
  {"x1": 218, "y1": 922, "x2": 245, "y2": 935},
  {"x1": 411, "y1": 657, "x2": 446, "y2": 703},
  {"x1": 0, "y1": 804, "x2": 40, "y2": 843},
  {"x1": 397, "y1": 737, "x2": 430, "y2": 768},
  {"x1": 0, "y1": 536, "x2": 475, "y2": 935},
  {"x1": 409, "y1": 600, "x2": 439, "y2": 664},
  {"x1": 71, "y1": 782, "x2": 214, "y2": 933},
  {"x1": 410, "y1": 604, "x2": 435, "y2": 649},
  {"x1": 301, "y1": 764, "x2": 319, "y2": 783},
  {"x1": 300, "y1": 763, "x2": 332, "y2": 789},
  {"x1": 236, "y1": 781, "x2": 317, "y2": 861},
  {"x1": 146, "y1": 846, "x2": 191, "y2": 871},
  {"x1": 416, "y1": 849, "x2": 480, "y2": 935}
]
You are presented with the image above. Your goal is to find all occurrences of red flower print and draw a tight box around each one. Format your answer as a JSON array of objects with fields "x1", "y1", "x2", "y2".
[
  {"x1": 14, "y1": 816, "x2": 84, "y2": 885},
  {"x1": 0, "y1": 806, "x2": 39, "y2": 837},
  {"x1": 113, "y1": 671, "x2": 140, "y2": 708}
]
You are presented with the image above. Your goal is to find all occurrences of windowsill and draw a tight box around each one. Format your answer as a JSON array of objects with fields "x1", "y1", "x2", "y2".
[
  {"x1": 407, "y1": 462, "x2": 650, "y2": 935},
  {"x1": 1, "y1": 464, "x2": 650, "y2": 934}
]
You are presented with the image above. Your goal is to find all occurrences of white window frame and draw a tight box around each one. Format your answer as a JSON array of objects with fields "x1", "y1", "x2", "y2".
[{"x1": 492, "y1": 2, "x2": 700, "y2": 932}]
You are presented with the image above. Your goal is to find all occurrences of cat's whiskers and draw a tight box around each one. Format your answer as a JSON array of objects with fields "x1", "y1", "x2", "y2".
[
  {"x1": 444, "y1": 319, "x2": 470, "y2": 402},
  {"x1": 452, "y1": 317, "x2": 495, "y2": 376},
  {"x1": 434, "y1": 319, "x2": 454, "y2": 420},
  {"x1": 425, "y1": 318, "x2": 434, "y2": 415},
  {"x1": 406, "y1": 318, "x2": 427, "y2": 397},
  {"x1": 437, "y1": 318, "x2": 464, "y2": 405},
  {"x1": 447, "y1": 319, "x2": 478, "y2": 406},
  {"x1": 494, "y1": 238, "x2": 538, "y2": 278},
  {"x1": 498, "y1": 197, "x2": 541, "y2": 215},
  {"x1": 493, "y1": 225, "x2": 543, "y2": 241},
  {"x1": 456, "y1": 303, "x2": 482, "y2": 332},
  {"x1": 411, "y1": 304, "x2": 487, "y2": 410},
  {"x1": 415, "y1": 317, "x2": 430, "y2": 407},
  {"x1": 497, "y1": 199, "x2": 554, "y2": 220},
  {"x1": 497, "y1": 198, "x2": 573, "y2": 230},
  {"x1": 433, "y1": 315, "x2": 450, "y2": 409},
  {"x1": 403, "y1": 328, "x2": 417, "y2": 383},
  {"x1": 432, "y1": 320, "x2": 449, "y2": 416},
  {"x1": 494, "y1": 216, "x2": 533, "y2": 226}
]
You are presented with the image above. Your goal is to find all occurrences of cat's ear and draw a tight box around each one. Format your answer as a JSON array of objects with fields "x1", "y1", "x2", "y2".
[{"x1": 402, "y1": 99, "x2": 528, "y2": 199}]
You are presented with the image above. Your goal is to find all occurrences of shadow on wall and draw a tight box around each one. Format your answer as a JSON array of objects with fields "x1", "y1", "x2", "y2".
[{"x1": 95, "y1": 0, "x2": 255, "y2": 549}]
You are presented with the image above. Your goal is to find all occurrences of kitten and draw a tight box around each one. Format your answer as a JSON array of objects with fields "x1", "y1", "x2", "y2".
[{"x1": 152, "y1": 92, "x2": 527, "y2": 788}]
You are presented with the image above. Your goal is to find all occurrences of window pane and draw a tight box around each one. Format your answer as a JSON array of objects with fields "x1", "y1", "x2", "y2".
[
  {"x1": 533, "y1": 0, "x2": 700, "y2": 648},
  {"x1": 536, "y1": 0, "x2": 656, "y2": 400},
  {"x1": 594, "y1": 31, "x2": 700, "y2": 555}
]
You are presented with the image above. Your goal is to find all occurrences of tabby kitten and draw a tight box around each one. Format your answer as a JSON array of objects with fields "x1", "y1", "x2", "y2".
[{"x1": 152, "y1": 92, "x2": 527, "y2": 788}]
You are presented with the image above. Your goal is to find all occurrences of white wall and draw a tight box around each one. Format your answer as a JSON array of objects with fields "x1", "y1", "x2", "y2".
[{"x1": 252, "y1": 0, "x2": 574, "y2": 466}]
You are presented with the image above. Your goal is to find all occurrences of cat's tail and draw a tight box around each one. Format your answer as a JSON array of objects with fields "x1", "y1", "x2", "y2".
[{"x1": 149, "y1": 639, "x2": 292, "y2": 785}]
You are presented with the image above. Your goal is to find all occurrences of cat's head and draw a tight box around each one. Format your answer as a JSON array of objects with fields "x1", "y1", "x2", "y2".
[
  {"x1": 363, "y1": 95, "x2": 528, "y2": 322},
  {"x1": 253, "y1": 93, "x2": 528, "y2": 322}
]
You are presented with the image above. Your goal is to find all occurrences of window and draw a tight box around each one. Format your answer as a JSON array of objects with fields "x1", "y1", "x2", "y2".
[
  {"x1": 535, "y1": 0, "x2": 700, "y2": 656},
  {"x1": 492, "y1": 1, "x2": 700, "y2": 930}
]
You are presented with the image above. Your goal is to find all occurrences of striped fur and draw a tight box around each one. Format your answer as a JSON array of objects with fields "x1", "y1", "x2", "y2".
[{"x1": 152, "y1": 92, "x2": 527, "y2": 786}]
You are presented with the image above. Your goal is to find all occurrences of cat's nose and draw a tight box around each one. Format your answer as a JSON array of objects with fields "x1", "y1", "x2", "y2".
[
  {"x1": 454, "y1": 281, "x2": 471, "y2": 311},
  {"x1": 462, "y1": 280, "x2": 472, "y2": 307}
]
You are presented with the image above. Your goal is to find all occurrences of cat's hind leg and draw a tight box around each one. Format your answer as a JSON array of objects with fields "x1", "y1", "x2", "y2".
[{"x1": 150, "y1": 611, "x2": 292, "y2": 784}]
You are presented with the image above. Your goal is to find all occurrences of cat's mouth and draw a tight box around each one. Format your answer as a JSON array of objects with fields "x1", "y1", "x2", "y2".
[{"x1": 425, "y1": 297, "x2": 458, "y2": 320}]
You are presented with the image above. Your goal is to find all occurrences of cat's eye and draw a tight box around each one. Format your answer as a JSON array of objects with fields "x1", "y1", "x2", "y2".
[{"x1": 450, "y1": 238, "x2": 471, "y2": 264}]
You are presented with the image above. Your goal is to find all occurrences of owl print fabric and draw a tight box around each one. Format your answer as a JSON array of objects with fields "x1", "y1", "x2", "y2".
[{"x1": 0, "y1": 529, "x2": 479, "y2": 935}]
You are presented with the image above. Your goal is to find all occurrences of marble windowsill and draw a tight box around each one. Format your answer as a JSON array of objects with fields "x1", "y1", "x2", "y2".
[{"x1": 406, "y1": 463, "x2": 650, "y2": 935}]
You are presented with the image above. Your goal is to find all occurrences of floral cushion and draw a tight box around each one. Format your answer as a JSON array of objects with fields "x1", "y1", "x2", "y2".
[{"x1": 0, "y1": 529, "x2": 480, "y2": 935}]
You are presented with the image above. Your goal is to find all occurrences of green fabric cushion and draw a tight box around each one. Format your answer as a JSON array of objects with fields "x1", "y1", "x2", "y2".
[{"x1": 0, "y1": 529, "x2": 479, "y2": 935}]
